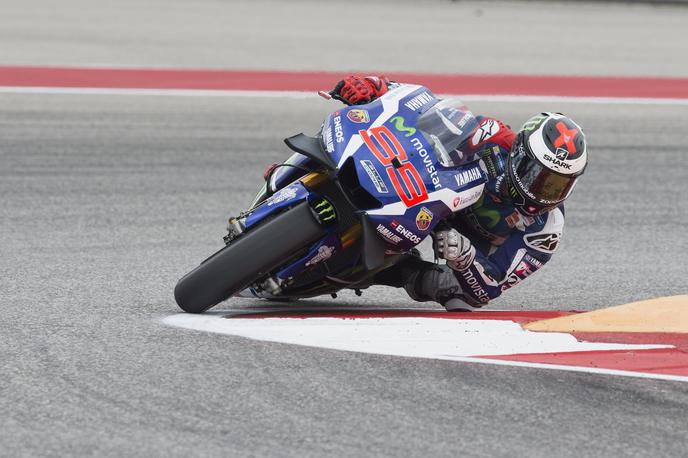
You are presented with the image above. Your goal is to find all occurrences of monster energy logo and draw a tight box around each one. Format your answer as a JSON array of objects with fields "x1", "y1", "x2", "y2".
[
  {"x1": 314, "y1": 199, "x2": 336, "y2": 222},
  {"x1": 509, "y1": 185, "x2": 519, "y2": 199},
  {"x1": 521, "y1": 114, "x2": 547, "y2": 132},
  {"x1": 390, "y1": 116, "x2": 417, "y2": 137}
]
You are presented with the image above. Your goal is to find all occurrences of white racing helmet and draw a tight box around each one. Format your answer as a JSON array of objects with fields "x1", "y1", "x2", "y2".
[{"x1": 505, "y1": 113, "x2": 587, "y2": 215}]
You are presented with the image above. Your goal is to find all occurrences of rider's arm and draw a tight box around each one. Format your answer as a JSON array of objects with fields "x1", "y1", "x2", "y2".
[
  {"x1": 465, "y1": 116, "x2": 517, "y2": 163},
  {"x1": 453, "y1": 207, "x2": 565, "y2": 306}
]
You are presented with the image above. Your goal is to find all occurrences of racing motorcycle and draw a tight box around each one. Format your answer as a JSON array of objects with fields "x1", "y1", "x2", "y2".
[{"x1": 174, "y1": 84, "x2": 491, "y2": 313}]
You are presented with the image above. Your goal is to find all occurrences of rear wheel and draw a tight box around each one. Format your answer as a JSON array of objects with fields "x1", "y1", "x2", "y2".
[{"x1": 174, "y1": 202, "x2": 326, "y2": 313}]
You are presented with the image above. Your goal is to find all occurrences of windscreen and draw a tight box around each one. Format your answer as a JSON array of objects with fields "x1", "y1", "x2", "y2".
[{"x1": 416, "y1": 98, "x2": 480, "y2": 167}]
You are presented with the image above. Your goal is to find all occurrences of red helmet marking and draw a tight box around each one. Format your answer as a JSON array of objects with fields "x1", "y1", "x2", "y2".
[{"x1": 553, "y1": 121, "x2": 578, "y2": 153}]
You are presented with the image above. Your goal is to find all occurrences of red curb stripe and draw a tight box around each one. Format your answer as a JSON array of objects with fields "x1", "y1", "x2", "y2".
[
  {"x1": 486, "y1": 348, "x2": 688, "y2": 377},
  {"x1": 488, "y1": 330, "x2": 688, "y2": 377},
  {"x1": 2, "y1": 66, "x2": 688, "y2": 99},
  {"x1": 572, "y1": 332, "x2": 688, "y2": 352}
]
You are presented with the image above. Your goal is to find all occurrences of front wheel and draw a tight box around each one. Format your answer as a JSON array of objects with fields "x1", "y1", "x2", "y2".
[{"x1": 174, "y1": 202, "x2": 326, "y2": 313}]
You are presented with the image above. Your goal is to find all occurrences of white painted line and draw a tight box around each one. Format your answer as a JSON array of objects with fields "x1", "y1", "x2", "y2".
[
  {"x1": 161, "y1": 314, "x2": 687, "y2": 383},
  {"x1": 436, "y1": 356, "x2": 688, "y2": 384},
  {"x1": 448, "y1": 94, "x2": 688, "y2": 106},
  {"x1": 2, "y1": 86, "x2": 688, "y2": 105}
]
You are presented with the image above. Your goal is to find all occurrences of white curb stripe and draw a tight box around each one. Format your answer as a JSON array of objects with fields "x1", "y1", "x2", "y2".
[
  {"x1": 162, "y1": 314, "x2": 687, "y2": 383},
  {"x1": 2, "y1": 86, "x2": 688, "y2": 105}
]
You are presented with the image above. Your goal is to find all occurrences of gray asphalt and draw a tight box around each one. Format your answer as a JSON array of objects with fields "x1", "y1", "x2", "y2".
[
  {"x1": 2, "y1": 0, "x2": 688, "y2": 76},
  {"x1": 2, "y1": 92, "x2": 688, "y2": 457}
]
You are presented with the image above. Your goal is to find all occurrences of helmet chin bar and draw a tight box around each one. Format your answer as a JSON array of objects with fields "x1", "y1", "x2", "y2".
[
  {"x1": 503, "y1": 167, "x2": 556, "y2": 216},
  {"x1": 513, "y1": 190, "x2": 553, "y2": 216},
  {"x1": 518, "y1": 201, "x2": 551, "y2": 217}
]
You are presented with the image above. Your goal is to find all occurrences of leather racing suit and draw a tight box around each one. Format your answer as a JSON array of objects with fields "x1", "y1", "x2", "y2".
[{"x1": 374, "y1": 107, "x2": 565, "y2": 310}]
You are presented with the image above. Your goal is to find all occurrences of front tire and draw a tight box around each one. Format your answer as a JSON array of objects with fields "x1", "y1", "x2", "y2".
[{"x1": 174, "y1": 202, "x2": 326, "y2": 313}]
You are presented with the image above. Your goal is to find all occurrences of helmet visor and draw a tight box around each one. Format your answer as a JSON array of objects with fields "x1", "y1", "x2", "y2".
[{"x1": 511, "y1": 147, "x2": 577, "y2": 205}]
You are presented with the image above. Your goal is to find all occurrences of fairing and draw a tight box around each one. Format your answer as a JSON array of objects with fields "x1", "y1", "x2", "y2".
[
  {"x1": 241, "y1": 85, "x2": 490, "y2": 296},
  {"x1": 319, "y1": 85, "x2": 488, "y2": 251}
]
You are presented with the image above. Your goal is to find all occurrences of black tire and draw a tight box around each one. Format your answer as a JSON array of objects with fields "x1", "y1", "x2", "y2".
[{"x1": 174, "y1": 202, "x2": 326, "y2": 313}]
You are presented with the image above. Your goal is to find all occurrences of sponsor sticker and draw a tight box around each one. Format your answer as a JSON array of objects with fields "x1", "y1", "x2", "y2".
[
  {"x1": 555, "y1": 148, "x2": 569, "y2": 160},
  {"x1": 524, "y1": 253, "x2": 544, "y2": 268},
  {"x1": 506, "y1": 211, "x2": 536, "y2": 230},
  {"x1": 360, "y1": 160, "x2": 389, "y2": 194},
  {"x1": 415, "y1": 207, "x2": 433, "y2": 231},
  {"x1": 390, "y1": 116, "x2": 416, "y2": 137},
  {"x1": 404, "y1": 91, "x2": 434, "y2": 111},
  {"x1": 524, "y1": 232, "x2": 560, "y2": 253},
  {"x1": 314, "y1": 199, "x2": 336, "y2": 222},
  {"x1": 323, "y1": 125, "x2": 334, "y2": 153},
  {"x1": 390, "y1": 220, "x2": 422, "y2": 244},
  {"x1": 454, "y1": 166, "x2": 482, "y2": 187},
  {"x1": 500, "y1": 260, "x2": 534, "y2": 292},
  {"x1": 542, "y1": 153, "x2": 572, "y2": 171},
  {"x1": 521, "y1": 114, "x2": 547, "y2": 133},
  {"x1": 464, "y1": 187, "x2": 484, "y2": 206},
  {"x1": 347, "y1": 109, "x2": 370, "y2": 123},
  {"x1": 305, "y1": 245, "x2": 335, "y2": 267},
  {"x1": 457, "y1": 111, "x2": 473, "y2": 128},
  {"x1": 333, "y1": 112, "x2": 344, "y2": 144},
  {"x1": 267, "y1": 186, "x2": 298, "y2": 206},
  {"x1": 505, "y1": 211, "x2": 520, "y2": 228},
  {"x1": 376, "y1": 223, "x2": 402, "y2": 244},
  {"x1": 471, "y1": 118, "x2": 500, "y2": 146},
  {"x1": 410, "y1": 136, "x2": 442, "y2": 190},
  {"x1": 460, "y1": 269, "x2": 490, "y2": 303}
]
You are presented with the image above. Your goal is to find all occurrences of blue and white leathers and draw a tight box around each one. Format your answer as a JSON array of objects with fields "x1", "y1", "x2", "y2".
[
  {"x1": 449, "y1": 177, "x2": 565, "y2": 307},
  {"x1": 433, "y1": 120, "x2": 567, "y2": 308}
]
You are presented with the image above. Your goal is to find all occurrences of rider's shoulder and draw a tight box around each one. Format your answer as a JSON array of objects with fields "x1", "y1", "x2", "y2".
[
  {"x1": 516, "y1": 206, "x2": 565, "y2": 255},
  {"x1": 523, "y1": 205, "x2": 564, "y2": 260},
  {"x1": 469, "y1": 116, "x2": 517, "y2": 151}
]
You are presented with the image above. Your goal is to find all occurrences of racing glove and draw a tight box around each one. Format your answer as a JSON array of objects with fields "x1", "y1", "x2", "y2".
[
  {"x1": 330, "y1": 75, "x2": 389, "y2": 105},
  {"x1": 434, "y1": 228, "x2": 476, "y2": 272}
]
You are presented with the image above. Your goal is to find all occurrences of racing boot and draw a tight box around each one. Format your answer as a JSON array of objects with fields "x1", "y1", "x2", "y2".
[
  {"x1": 404, "y1": 262, "x2": 480, "y2": 312},
  {"x1": 373, "y1": 249, "x2": 427, "y2": 288}
]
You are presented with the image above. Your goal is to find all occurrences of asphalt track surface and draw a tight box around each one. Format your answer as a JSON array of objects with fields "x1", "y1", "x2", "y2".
[
  {"x1": 2, "y1": 0, "x2": 688, "y2": 77},
  {"x1": 2, "y1": 91, "x2": 688, "y2": 457},
  {"x1": 3, "y1": 0, "x2": 688, "y2": 456}
]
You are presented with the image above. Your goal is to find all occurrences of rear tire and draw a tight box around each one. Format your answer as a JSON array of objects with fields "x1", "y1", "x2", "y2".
[{"x1": 174, "y1": 202, "x2": 326, "y2": 313}]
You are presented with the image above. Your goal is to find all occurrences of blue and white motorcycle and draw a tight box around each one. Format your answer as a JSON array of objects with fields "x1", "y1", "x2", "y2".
[{"x1": 175, "y1": 85, "x2": 490, "y2": 313}]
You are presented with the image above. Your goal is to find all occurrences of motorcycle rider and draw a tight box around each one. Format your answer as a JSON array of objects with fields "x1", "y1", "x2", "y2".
[{"x1": 331, "y1": 75, "x2": 588, "y2": 311}]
